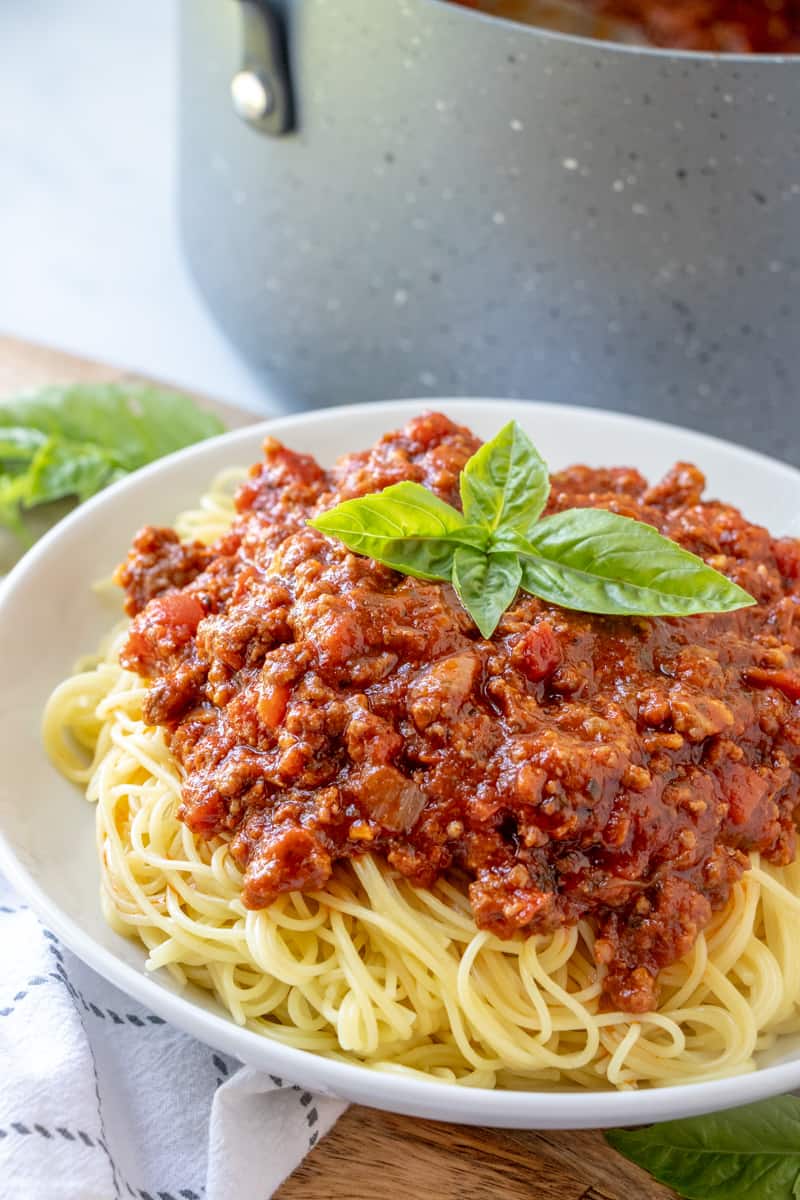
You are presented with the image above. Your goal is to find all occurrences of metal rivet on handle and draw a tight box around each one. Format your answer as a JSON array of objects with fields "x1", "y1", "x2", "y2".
[{"x1": 230, "y1": 69, "x2": 275, "y2": 122}]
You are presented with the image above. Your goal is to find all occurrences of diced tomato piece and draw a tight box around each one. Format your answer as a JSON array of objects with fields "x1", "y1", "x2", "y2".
[
  {"x1": 745, "y1": 667, "x2": 800, "y2": 702},
  {"x1": 515, "y1": 621, "x2": 562, "y2": 683},
  {"x1": 121, "y1": 592, "x2": 205, "y2": 675},
  {"x1": 723, "y1": 763, "x2": 769, "y2": 827},
  {"x1": 258, "y1": 680, "x2": 291, "y2": 730},
  {"x1": 775, "y1": 538, "x2": 800, "y2": 582},
  {"x1": 149, "y1": 592, "x2": 206, "y2": 634}
]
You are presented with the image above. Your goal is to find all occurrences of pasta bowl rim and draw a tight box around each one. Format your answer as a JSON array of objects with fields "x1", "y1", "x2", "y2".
[{"x1": 2, "y1": 395, "x2": 800, "y2": 1128}]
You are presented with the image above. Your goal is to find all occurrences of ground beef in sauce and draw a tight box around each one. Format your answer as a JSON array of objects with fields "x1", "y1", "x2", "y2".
[{"x1": 115, "y1": 413, "x2": 800, "y2": 1013}]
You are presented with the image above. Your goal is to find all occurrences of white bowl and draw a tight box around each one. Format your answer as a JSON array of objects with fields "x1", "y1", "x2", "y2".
[{"x1": 3, "y1": 397, "x2": 800, "y2": 1129}]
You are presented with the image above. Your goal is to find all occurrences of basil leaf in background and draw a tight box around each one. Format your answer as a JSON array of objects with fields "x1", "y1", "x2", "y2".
[
  {"x1": 0, "y1": 427, "x2": 48, "y2": 463},
  {"x1": 460, "y1": 420, "x2": 550, "y2": 537},
  {"x1": 0, "y1": 474, "x2": 29, "y2": 539},
  {"x1": 0, "y1": 383, "x2": 224, "y2": 471},
  {"x1": 0, "y1": 382, "x2": 225, "y2": 549},
  {"x1": 26, "y1": 438, "x2": 120, "y2": 506},
  {"x1": 451, "y1": 546, "x2": 522, "y2": 638},
  {"x1": 519, "y1": 507, "x2": 754, "y2": 616},
  {"x1": 606, "y1": 1095, "x2": 800, "y2": 1200},
  {"x1": 309, "y1": 480, "x2": 486, "y2": 582},
  {"x1": 122, "y1": 389, "x2": 228, "y2": 467}
]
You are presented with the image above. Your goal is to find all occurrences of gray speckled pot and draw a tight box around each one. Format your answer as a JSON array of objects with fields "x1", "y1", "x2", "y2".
[{"x1": 179, "y1": 0, "x2": 800, "y2": 462}]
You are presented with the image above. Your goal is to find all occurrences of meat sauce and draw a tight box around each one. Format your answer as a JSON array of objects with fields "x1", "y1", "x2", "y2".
[{"x1": 116, "y1": 414, "x2": 800, "y2": 1012}]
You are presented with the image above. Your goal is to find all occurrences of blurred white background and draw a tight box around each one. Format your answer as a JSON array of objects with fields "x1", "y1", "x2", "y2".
[{"x1": 0, "y1": 0, "x2": 278, "y2": 413}]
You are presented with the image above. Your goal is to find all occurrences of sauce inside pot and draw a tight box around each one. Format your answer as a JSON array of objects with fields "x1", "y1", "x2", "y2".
[{"x1": 452, "y1": 0, "x2": 800, "y2": 52}]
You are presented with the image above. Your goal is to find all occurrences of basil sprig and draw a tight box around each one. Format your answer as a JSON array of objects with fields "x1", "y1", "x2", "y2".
[
  {"x1": 606, "y1": 1095, "x2": 800, "y2": 1199},
  {"x1": 309, "y1": 421, "x2": 755, "y2": 637},
  {"x1": 460, "y1": 420, "x2": 550, "y2": 537}
]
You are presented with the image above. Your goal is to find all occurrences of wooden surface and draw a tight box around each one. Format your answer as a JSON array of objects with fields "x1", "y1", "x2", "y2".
[
  {"x1": 1, "y1": 336, "x2": 678, "y2": 1200},
  {"x1": 276, "y1": 1108, "x2": 677, "y2": 1200}
]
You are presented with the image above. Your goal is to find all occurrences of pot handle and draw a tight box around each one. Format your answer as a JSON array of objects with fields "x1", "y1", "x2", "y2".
[{"x1": 231, "y1": 0, "x2": 294, "y2": 137}]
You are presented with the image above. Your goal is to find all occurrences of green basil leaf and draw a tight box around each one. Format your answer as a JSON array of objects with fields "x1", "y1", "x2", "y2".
[
  {"x1": 460, "y1": 420, "x2": 550, "y2": 537},
  {"x1": 0, "y1": 383, "x2": 225, "y2": 553},
  {"x1": 451, "y1": 546, "x2": 522, "y2": 638},
  {"x1": 0, "y1": 473, "x2": 31, "y2": 541},
  {"x1": 0, "y1": 383, "x2": 224, "y2": 470},
  {"x1": 310, "y1": 480, "x2": 486, "y2": 582},
  {"x1": 25, "y1": 437, "x2": 118, "y2": 507},
  {"x1": 123, "y1": 388, "x2": 227, "y2": 467},
  {"x1": 519, "y1": 507, "x2": 754, "y2": 616},
  {"x1": 0, "y1": 427, "x2": 48, "y2": 464},
  {"x1": 606, "y1": 1096, "x2": 800, "y2": 1200}
]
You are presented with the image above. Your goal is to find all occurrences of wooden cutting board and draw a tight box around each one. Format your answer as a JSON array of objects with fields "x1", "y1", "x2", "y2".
[{"x1": 0, "y1": 335, "x2": 678, "y2": 1200}]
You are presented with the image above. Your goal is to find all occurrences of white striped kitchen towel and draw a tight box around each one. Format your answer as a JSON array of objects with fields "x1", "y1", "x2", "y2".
[{"x1": 0, "y1": 874, "x2": 346, "y2": 1200}]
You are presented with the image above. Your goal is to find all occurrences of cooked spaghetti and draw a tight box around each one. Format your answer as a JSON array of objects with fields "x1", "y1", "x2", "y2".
[{"x1": 43, "y1": 416, "x2": 800, "y2": 1089}]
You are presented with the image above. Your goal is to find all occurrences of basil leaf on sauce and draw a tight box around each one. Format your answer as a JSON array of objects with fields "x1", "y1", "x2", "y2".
[
  {"x1": 519, "y1": 507, "x2": 754, "y2": 617},
  {"x1": 460, "y1": 420, "x2": 550, "y2": 537},
  {"x1": 451, "y1": 546, "x2": 522, "y2": 638},
  {"x1": 606, "y1": 1096, "x2": 800, "y2": 1199},
  {"x1": 309, "y1": 422, "x2": 756, "y2": 632},
  {"x1": 309, "y1": 480, "x2": 487, "y2": 582}
]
